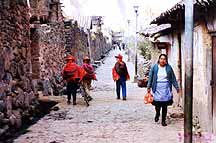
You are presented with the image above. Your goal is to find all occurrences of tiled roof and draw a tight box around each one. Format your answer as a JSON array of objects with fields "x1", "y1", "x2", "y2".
[
  {"x1": 151, "y1": 0, "x2": 215, "y2": 24},
  {"x1": 139, "y1": 24, "x2": 171, "y2": 37}
]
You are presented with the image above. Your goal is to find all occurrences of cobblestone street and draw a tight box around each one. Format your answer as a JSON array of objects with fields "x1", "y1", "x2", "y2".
[
  {"x1": 14, "y1": 50, "x2": 184, "y2": 143},
  {"x1": 2, "y1": 1, "x2": 216, "y2": 142}
]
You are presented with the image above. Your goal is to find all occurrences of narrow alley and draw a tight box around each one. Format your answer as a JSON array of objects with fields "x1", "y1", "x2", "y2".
[{"x1": 14, "y1": 50, "x2": 183, "y2": 143}]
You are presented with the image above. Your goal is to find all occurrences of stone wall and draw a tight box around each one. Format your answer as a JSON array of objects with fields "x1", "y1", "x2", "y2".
[
  {"x1": 28, "y1": 0, "x2": 65, "y2": 97},
  {"x1": 65, "y1": 21, "x2": 111, "y2": 64},
  {"x1": 37, "y1": 22, "x2": 65, "y2": 96},
  {"x1": 38, "y1": 23, "x2": 65, "y2": 80},
  {"x1": 29, "y1": 0, "x2": 63, "y2": 24},
  {"x1": 90, "y1": 32, "x2": 111, "y2": 61},
  {"x1": 0, "y1": 0, "x2": 112, "y2": 138},
  {"x1": 30, "y1": 0, "x2": 50, "y2": 22},
  {"x1": 31, "y1": 19, "x2": 111, "y2": 97},
  {"x1": 65, "y1": 21, "x2": 89, "y2": 64},
  {"x1": 0, "y1": 0, "x2": 38, "y2": 136}
]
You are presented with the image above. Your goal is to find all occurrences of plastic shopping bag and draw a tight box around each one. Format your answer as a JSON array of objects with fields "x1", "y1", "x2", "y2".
[{"x1": 144, "y1": 92, "x2": 153, "y2": 104}]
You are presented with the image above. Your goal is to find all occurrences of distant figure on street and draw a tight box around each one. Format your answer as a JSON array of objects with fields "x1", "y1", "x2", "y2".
[
  {"x1": 62, "y1": 55, "x2": 86, "y2": 105},
  {"x1": 82, "y1": 56, "x2": 96, "y2": 101},
  {"x1": 121, "y1": 43, "x2": 125, "y2": 50},
  {"x1": 147, "y1": 54, "x2": 180, "y2": 126},
  {"x1": 112, "y1": 54, "x2": 130, "y2": 100},
  {"x1": 118, "y1": 43, "x2": 121, "y2": 51}
]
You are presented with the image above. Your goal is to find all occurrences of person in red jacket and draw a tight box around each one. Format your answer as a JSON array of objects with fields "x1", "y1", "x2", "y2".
[
  {"x1": 82, "y1": 56, "x2": 96, "y2": 101},
  {"x1": 112, "y1": 54, "x2": 130, "y2": 100},
  {"x1": 62, "y1": 55, "x2": 86, "y2": 105}
]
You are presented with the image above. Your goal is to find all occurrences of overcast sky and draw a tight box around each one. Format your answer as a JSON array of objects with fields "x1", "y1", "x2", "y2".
[{"x1": 61, "y1": 0, "x2": 180, "y2": 32}]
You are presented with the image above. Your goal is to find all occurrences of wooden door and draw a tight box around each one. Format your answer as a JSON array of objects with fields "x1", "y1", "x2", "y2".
[{"x1": 212, "y1": 36, "x2": 216, "y2": 134}]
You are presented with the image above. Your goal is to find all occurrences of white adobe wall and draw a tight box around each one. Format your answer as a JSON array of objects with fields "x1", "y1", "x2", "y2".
[
  {"x1": 192, "y1": 22, "x2": 213, "y2": 132},
  {"x1": 170, "y1": 33, "x2": 183, "y2": 107}
]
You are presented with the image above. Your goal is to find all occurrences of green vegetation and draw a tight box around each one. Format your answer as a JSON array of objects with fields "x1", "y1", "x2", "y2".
[{"x1": 138, "y1": 39, "x2": 153, "y2": 60}]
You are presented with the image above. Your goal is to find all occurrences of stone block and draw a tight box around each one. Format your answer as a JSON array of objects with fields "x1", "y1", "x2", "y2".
[
  {"x1": 24, "y1": 92, "x2": 30, "y2": 108},
  {"x1": 0, "y1": 112, "x2": 4, "y2": 121},
  {"x1": 12, "y1": 110, "x2": 22, "y2": 128},
  {"x1": 6, "y1": 96, "x2": 12, "y2": 117},
  {"x1": 0, "y1": 125, "x2": 9, "y2": 137},
  {"x1": 0, "y1": 100, "x2": 6, "y2": 112},
  {"x1": 9, "y1": 114, "x2": 16, "y2": 126}
]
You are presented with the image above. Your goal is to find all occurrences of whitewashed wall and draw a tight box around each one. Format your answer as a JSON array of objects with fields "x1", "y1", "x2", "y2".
[{"x1": 192, "y1": 22, "x2": 212, "y2": 132}]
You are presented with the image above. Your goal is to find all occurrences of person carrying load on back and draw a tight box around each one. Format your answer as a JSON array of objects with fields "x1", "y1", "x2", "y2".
[
  {"x1": 112, "y1": 54, "x2": 130, "y2": 100},
  {"x1": 82, "y1": 56, "x2": 96, "y2": 101},
  {"x1": 62, "y1": 55, "x2": 86, "y2": 105}
]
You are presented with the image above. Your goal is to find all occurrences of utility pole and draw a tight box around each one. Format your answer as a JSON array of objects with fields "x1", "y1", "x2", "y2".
[
  {"x1": 134, "y1": 6, "x2": 139, "y2": 82},
  {"x1": 127, "y1": 19, "x2": 130, "y2": 62},
  {"x1": 184, "y1": 0, "x2": 194, "y2": 143},
  {"x1": 87, "y1": 29, "x2": 92, "y2": 62}
]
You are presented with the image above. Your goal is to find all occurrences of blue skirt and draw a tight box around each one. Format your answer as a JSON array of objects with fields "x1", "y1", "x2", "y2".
[{"x1": 152, "y1": 81, "x2": 173, "y2": 106}]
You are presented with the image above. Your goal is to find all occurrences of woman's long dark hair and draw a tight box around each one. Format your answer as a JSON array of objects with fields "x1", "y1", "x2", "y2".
[{"x1": 157, "y1": 54, "x2": 168, "y2": 64}]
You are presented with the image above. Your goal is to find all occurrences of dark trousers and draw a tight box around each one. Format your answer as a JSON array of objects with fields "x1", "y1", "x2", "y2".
[
  {"x1": 116, "y1": 77, "x2": 126, "y2": 98},
  {"x1": 66, "y1": 81, "x2": 79, "y2": 103},
  {"x1": 155, "y1": 105, "x2": 168, "y2": 122}
]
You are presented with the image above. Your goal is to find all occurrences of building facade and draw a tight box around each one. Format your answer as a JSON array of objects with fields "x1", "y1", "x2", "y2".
[{"x1": 144, "y1": 0, "x2": 216, "y2": 134}]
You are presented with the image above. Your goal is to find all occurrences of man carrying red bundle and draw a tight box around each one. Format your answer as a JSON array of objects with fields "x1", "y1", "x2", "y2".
[
  {"x1": 82, "y1": 56, "x2": 96, "y2": 101},
  {"x1": 112, "y1": 54, "x2": 130, "y2": 100}
]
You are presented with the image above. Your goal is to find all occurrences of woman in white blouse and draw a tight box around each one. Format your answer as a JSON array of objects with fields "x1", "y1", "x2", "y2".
[{"x1": 147, "y1": 54, "x2": 180, "y2": 126}]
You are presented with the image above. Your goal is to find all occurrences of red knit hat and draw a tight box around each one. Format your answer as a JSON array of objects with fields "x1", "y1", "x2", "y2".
[
  {"x1": 66, "y1": 55, "x2": 75, "y2": 61},
  {"x1": 115, "y1": 54, "x2": 123, "y2": 59}
]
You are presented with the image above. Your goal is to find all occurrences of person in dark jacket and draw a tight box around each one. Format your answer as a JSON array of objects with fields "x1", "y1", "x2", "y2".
[
  {"x1": 112, "y1": 54, "x2": 130, "y2": 100},
  {"x1": 147, "y1": 54, "x2": 180, "y2": 126}
]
